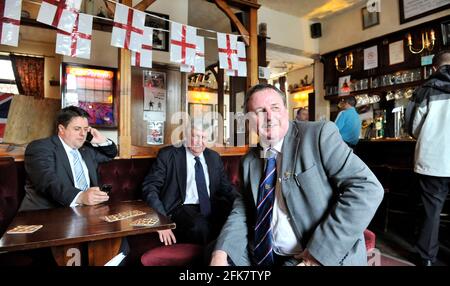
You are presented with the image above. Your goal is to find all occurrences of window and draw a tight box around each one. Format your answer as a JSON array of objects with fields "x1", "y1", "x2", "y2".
[{"x1": 0, "y1": 56, "x2": 19, "y2": 94}]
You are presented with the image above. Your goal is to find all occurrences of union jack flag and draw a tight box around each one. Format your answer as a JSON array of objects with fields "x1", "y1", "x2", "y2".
[{"x1": 0, "y1": 93, "x2": 13, "y2": 142}]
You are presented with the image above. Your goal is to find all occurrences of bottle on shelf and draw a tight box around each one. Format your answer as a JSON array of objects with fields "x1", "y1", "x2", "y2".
[{"x1": 374, "y1": 110, "x2": 385, "y2": 139}]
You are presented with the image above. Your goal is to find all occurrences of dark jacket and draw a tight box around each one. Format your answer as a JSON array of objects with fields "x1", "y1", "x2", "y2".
[
  {"x1": 142, "y1": 145, "x2": 236, "y2": 220},
  {"x1": 19, "y1": 135, "x2": 117, "y2": 211}
]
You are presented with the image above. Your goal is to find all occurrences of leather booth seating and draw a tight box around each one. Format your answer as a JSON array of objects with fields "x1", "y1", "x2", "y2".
[
  {"x1": 0, "y1": 156, "x2": 241, "y2": 266},
  {"x1": 0, "y1": 155, "x2": 376, "y2": 266}
]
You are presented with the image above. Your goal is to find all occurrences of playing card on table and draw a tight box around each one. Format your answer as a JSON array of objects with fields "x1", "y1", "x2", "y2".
[
  {"x1": 130, "y1": 217, "x2": 159, "y2": 227},
  {"x1": 7, "y1": 225, "x2": 43, "y2": 234},
  {"x1": 102, "y1": 210, "x2": 146, "y2": 222}
]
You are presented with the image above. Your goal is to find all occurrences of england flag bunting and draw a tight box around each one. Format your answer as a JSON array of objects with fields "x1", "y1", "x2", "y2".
[
  {"x1": 0, "y1": 0, "x2": 22, "y2": 47},
  {"x1": 226, "y1": 41, "x2": 247, "y2": 77},
  {"x1": 217, "y1": 32, "x2": 238, "y2": 71},
  {"x1": 131, "y1": 27, "x2": 153, "y2": 68},
  {"x1": 180, "y1": 35, "x2": 205, "y2": 74},
  {"x1": 37, "y1": 0, "x2": 82, "y2": 34},
  {"x1": 111, "y1": 3, "x2": 145, "y2": 52},
  {"x1": 170, "y1": 22, "x2": 197, "y2": 66},
  {"x1": 55, "y1": 13, "x2": 93, "y2": 59}
]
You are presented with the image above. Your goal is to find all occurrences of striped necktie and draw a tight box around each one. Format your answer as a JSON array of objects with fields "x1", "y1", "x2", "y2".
[
  {"x1": 71, "y1": 149, "x2": 89, "y2": 191},
  {"x1": 254, "y1": 149, "x2": 277, "y2": 266}
]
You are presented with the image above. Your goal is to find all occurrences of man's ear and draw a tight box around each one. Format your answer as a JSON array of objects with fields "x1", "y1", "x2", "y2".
[{"x1": 57, "y1": 124, "x2": 65, "y2": 134}]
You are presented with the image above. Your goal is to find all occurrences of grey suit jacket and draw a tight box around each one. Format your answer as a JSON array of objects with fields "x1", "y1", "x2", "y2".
[
  {"x1": 19, "y1": 135, "x2": 117, "y2": 211},
  {"x1": 214, "y1": 121, "x2": 384, "y2": 266}
]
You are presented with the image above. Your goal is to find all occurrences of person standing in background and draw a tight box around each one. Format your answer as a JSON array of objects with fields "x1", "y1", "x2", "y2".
[
  {"x1": 405, "y1": 49, "x2": 450, "y2": 266},
  {"x1": 334, "y1": 96, "x2": 361, "y2": 147}
]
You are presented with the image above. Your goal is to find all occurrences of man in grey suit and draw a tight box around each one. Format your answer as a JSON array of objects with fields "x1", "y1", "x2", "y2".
[
  {"x1": 19, "y1": 106, "x2": 117, "y2": 211},
  {"x1": 210, "y1": 84, "x2": 383, "y2": 266}
]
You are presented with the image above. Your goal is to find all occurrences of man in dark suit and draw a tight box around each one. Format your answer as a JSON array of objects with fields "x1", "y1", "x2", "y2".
[
  {"x1": 142, "y1": 120, "x2": 236, "y2": 245},
  {"x1": 19, "y1": 106, "x2": 117, "y2": 211}
]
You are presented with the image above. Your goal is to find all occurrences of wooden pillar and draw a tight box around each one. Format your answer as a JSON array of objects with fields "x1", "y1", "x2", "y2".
[
  {"x1": 246, "y1": 7, "x2": 258, "y2": 89},
  {"x1": 118, "y1": 0, "x2": 133, "y2": 158}
]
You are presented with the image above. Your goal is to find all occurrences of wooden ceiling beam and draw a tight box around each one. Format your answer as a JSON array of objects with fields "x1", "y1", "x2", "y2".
[
  {"x1": 213, "y1": 0, "x2": 250, "y2": 46},
  {"x1": 133, "y1": 0, "x2": 158, "y2": 11},
  {"x1": 103, "y1": 0, "x2": 157, "y2": 16}
]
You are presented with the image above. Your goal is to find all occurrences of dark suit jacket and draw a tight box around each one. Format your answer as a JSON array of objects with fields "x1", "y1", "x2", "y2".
[
  {"x1": 142, "y1": 145, "x2": 236, "y2": 221},
  {"x1": 19, "y1": 135, "x2": 117, "y2": 211}
]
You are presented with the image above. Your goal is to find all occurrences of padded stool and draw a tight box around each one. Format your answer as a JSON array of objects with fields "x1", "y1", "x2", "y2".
[{"x1": 141, "y1": 243, "x2": 203, "y2": 266}]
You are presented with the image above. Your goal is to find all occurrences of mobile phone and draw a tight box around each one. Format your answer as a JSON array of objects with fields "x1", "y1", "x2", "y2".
[
  {"x1": 86, "y1": 131, "x2": 93, "y2": 143},
  {"x1": 101, "y1": 184, "x2": 112, "y2": 195}
]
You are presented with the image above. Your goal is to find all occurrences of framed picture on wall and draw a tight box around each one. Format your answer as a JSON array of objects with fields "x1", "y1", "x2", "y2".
[
  {"x1": 362, "y1": 7, "x2": 379, "y2": 30},
  {"x1": 399, "y1": 0, "x2": 450, "y2": 24},
  {"x1": 442, "y1": 20, "x2": 450, "y2": 46},
  {"x1": 145, "y1": 11, "x2": 169, "y2": 51}
]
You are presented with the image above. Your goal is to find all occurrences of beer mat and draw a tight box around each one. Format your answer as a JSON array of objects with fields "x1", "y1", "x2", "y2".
[
  {"x1": 130, "y1": 217, "x2": 159, "y2": 227},
  {"x1": 7, "y1": 225, "x2": 43, "y2": 234},
  {"x1": 102, "y1": 210, "x2": 146, "y2": 222}
]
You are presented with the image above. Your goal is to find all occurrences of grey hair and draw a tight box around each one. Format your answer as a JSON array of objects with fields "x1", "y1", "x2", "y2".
[{"x1": 243, "y1": 83, "x2": 286, "y2": 113}]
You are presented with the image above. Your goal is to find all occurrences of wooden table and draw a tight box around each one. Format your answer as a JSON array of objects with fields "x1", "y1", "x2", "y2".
[{"x1": 0, "y1": 200, "x2": 175, "y2": 266}]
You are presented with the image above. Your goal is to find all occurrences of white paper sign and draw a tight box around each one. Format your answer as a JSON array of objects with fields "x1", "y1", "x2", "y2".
[
  {"x1": 364, "y1": 46, "x2": 378, "y2": 70},
  {"x1": 389, "y1": 40, "x2": 405, "y2": 65}
]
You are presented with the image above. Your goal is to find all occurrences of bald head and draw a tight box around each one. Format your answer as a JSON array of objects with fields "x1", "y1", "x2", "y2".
[{"x1": 433, "y1": 50, "x2": 450, "y2": 69}]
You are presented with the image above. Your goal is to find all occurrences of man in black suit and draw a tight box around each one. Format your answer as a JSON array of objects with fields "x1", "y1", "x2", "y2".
[
  {"x1": 142, "y1": 120, "x2": 236, "y2": 245},
  {"x1": 19, "y1": 106, "x2": 117, "y2": 211}
]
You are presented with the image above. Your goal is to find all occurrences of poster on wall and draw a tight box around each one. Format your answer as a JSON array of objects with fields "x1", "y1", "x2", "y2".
[
  {"x1": 364, "y1": 46, "x2": 378, "y2": 70},
  {"x1": 400, "y1": 0, "x2": 450, "y2": 24},
  {"x1": 143, "y1": 71, "x2": 166, "y2": 119},
  {"x1": 338, "y1": 75, "x2": 351, "y2": 96},
  {"x1": 389, "y1": 40, "x2": 405, "y2": 65},
  {"x1": 147, "y1": 121, "x2": 164, "y2": 145}
]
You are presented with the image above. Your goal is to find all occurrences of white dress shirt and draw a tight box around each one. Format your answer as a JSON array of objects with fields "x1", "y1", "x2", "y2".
[
  {"x1": 184, "y1": 147, "x2": 211, "y2": 204},
  {"x1": 262, "y1": 139, "x2": 302, "y2": 256},
  {"x1": 58, "y1": 136, "x2": 90, "y2": 207}
]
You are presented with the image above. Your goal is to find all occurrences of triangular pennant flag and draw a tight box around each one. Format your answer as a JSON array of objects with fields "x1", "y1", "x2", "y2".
[
  {"x1": 56, "y1": 13, "x2": 93, "y2": 59},
  {"x1": 111, "y1": 3, "x2": 145, "y2": 52},
  {"x1": 170, "y1": 22, "x2": 197, "y2": 66},
  {"x1": 180, "y1": 35, "x2": 205, "y2": 74},
  {"x1": 36, "y1": 0, "x2": 82, "y2": 34},
  {"x1": 226, "y1": 41, "x2": 247, "y2": 77},
  {"x1": 0, "y1": 0, "x2": 22, "y2": 47},
  {"x1": 131, "y1": 27, "x2": 153, "y2": 68},
  {"x1": 217, "y1": 32, "x2": 238, "y2": 70}
]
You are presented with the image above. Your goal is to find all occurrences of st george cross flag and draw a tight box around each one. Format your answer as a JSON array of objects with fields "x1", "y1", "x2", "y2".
[
  {"x1": 226, "y1": 41, "x2": 247, "y2": 77},
  {"x1": 37, "y1": 0, "x2": 82, "y2": 34},
  {"x1": 180, "y1": 35, "x2": 205, "y2": 74},
  {"x1": 217, "y1": 32, "x2": 238, "y2": 71},
  {"x1": 170, "y1": 22, "x2": 197, "y2": 66},
  {"x1": 0, "y1": 93, "x2": 13, "y2": 142},
  {"x1": 111, "y1": 3, "x2": 145, "y2": 52},
  {"x1": 0, "y1": 0, "x2": 21, "y2": 47},
  {"x1": 131, "y1": 27, "x2": 153, "y2": 68},
  {"x1": 56, "y1": 13, "x2": 93, "y2": 59}
]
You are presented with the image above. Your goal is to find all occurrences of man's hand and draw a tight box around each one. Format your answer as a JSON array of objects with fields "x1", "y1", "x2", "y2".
[
  {"x1": 210, "y1": 250, "x2": 229, "y2": 266},
  {"x1": 76, "y1": 187, "x2": 109, "y2": 205},
  {"x1": 157, "y1": 229, "x2": 176, "y2": 245},
  {"x1": 88, "y1": 127, "x2": 108, "y2": 144},
  {"x1": 295, "y1": 249, "x2": 321, "y2": 266}
]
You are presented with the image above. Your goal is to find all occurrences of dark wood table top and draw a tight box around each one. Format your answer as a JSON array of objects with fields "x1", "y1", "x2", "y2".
[{"x1": 0, "y1": 200, "x2": 175, "y2": 252}]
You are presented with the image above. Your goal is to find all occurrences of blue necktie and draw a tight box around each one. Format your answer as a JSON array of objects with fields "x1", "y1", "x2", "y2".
[
  {"x1": 254, "y1": 149, "x2": 277, "y2": 266},
  {"x1": 194, "y1": 156, "x2": 211, "y2": 217},
  {"x1": 71, "y1": 149, "x2": 89, "y2": 191}
]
